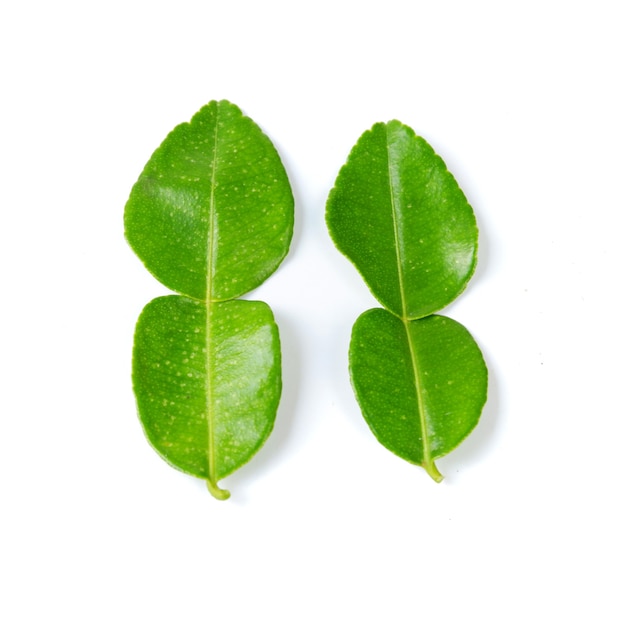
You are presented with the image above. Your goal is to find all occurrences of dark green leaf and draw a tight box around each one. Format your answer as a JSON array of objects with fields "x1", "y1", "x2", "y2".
[
  {"x1": 125, "y1": 101, "x2": 293, "y2": 498},
  {"x1": 326, "y1": 120, "x2": 477, "y2": 319},
  {"x1": 350, "y1": 309, "x2": 487, "y2": 481}
]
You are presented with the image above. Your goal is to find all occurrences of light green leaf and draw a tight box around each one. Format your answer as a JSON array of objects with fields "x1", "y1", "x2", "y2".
[
  {"x1": 326, "y1": 121, "x2": 487, "y2": 481},
  {"x1": 350, "y1": 309, "x2": 487, "y2": 482},
  {"x1": 326, "y1": 120, "x2": 477, "y2": 320},
  {"x1": 125, "y1": 101, "x2": 293, "y2": 498}
]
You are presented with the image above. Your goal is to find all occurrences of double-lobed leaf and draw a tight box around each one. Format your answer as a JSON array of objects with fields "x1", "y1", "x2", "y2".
[
  {"x1": 327, "y1": 120, "x2": 487, "y2": 481},
  {"x1": 125, "y1": 100, "x2": 293, "y2": 498}
]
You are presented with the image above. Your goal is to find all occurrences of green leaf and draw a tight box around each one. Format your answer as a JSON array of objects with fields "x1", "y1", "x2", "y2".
[
  {"x1": 350, "y1": 309, "x2": 487, "y2": 482},
  {"x1": 125, "y1": 100, "x2": 293, "y2": 301},
  {"x1": 132, "y1": 297, "x2": 281, "y2": 500},
  {"x1": 326, "y1": 121, "x2": 487, "y2": 481},
  {"x1": 326, "y1": 120, "x2": 477, "y2": 320},
  {"x1": 125, "y1": 101, "x2": 293, "y2": 498}
]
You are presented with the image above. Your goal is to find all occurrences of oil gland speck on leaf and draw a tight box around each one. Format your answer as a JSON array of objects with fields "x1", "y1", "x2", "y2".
[
  {"x1": 125, "y1": 100, "x2": 294, "y2": 499},
  {"x1": 326, "y1": 120, "x2": 488, "y2": 482}
]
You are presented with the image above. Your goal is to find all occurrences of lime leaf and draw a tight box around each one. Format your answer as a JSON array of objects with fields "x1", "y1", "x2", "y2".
[
  {"x1": 326, "y1": 120, "x2": 477, "y2": 319},
  {"x1": 125, "y1": 100, "x2": 294, "y2": 301},
  {"x1": 326, "y1": 120, "x2": 487, "y2": 482},
  {"x1": 125, "y1": 101, "x2": 293, "y2": 498},
  {"x1": 350, "y1": 309, "x2": 487, "y2": 481},
  {"x1": 132, "y1": 297, "x2": 281, "y2": 500}
]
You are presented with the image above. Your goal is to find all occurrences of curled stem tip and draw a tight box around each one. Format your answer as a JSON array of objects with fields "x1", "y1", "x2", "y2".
[
  {"x1": 207, "y1": 479, "x2": 231, "y2": 500},
  {"x1": 424, "y1": 460, "x2": 444, "y2": 483}
]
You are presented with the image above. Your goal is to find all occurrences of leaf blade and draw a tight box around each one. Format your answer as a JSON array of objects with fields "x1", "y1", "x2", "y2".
[
  {"x1": 132, "y1": 296, "x2": 281, "y2": 497},
  {"x1": 124, "y1": 100, "x2": 294, "y2": 301},
  {"x1": 349, "y1": 309, "x2": 487, "y2": 479},
  {"x1": 326, "y1": 121, "x2": 478, "y2": 319}
]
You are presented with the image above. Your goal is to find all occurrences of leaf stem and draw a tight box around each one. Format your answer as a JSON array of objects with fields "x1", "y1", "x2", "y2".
[
  {"x1": 423, "y1": 459, "x2": 444, "y2": 483},
  {"x1": 207, "y1": 479, "x2": 231, "y2": 500}
]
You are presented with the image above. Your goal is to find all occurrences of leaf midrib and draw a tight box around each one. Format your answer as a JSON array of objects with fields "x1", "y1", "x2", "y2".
[
  {"x1": 385, "y1": 128, "x2": 440, "y2": 480},
  {"x1": 205, "y1": 108, "x2": 221, "y2": 495}
]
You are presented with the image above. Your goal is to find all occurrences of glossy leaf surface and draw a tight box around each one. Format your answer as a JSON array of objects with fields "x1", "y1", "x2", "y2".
[
  {"x1": 125, "y1": 100, "x2": 293, "y2": 301},
  {"x1": 327, "y1": 120, "x2": 487, "y2": 481},
  {"x1": 133, "y1": 297, "x2": 281, "y2": 499},
  {"x1": 125, "y1": 101, "x2": 293, "y2": 498},
  {"x1": 350, "y1": 309, "x2": 487, "y2": 481},
  {"x1": 326, "y1": 120, "x2": 477, "y2": 319}
]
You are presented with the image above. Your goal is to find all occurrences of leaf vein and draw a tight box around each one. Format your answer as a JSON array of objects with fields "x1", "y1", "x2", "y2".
[{"x1": 205, "y1": 106, "x2": 220, "y2": 492}]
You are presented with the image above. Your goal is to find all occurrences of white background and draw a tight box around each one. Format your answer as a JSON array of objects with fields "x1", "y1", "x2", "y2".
[{"x1": 2, "y1": 1, "x2": 625, "y2": 622}]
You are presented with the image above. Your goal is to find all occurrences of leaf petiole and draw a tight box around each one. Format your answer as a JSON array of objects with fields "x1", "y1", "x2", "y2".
[
  {"x1": 207, "y1": 480, "x2": 230, "y2": 500},
  {"x1": 423, "y1": 459, "x2": 443, "y2": 483}
]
